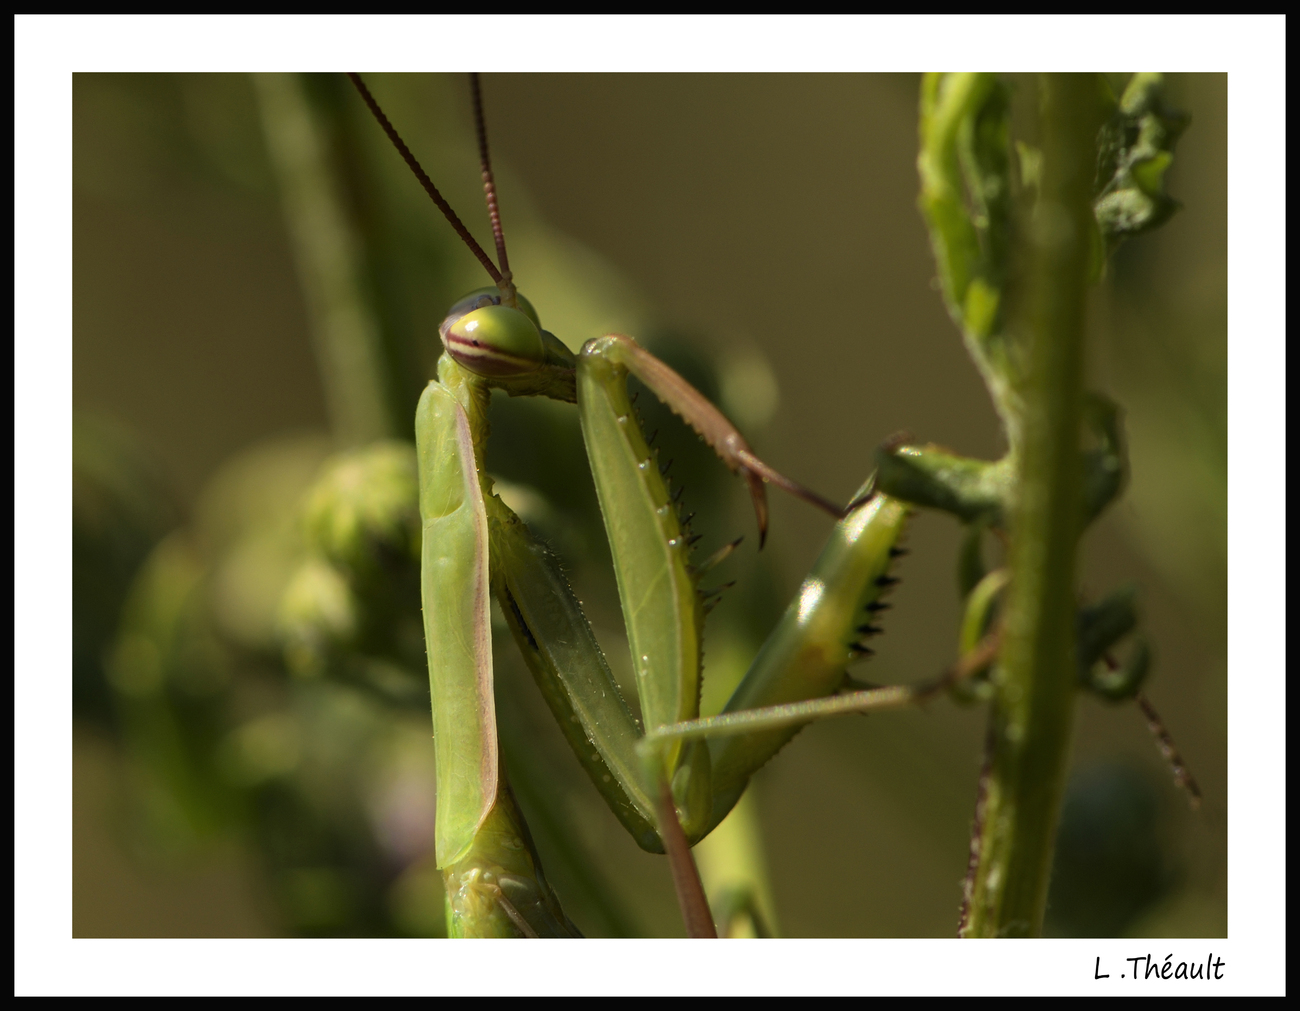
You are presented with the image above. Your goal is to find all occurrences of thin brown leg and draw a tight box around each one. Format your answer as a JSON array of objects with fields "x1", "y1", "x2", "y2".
[
  {"x1": 1136, "y1": 691, "x2": 1203, "y2": 810},
  {"x1": 657, "y1": 781, "x2": 717, "y2": 938},
  {"x1": 958, "y1": 722, "x2": 995, "y2": 938}
]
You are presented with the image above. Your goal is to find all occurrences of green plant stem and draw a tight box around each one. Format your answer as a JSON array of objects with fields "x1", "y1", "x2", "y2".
[
  {"x1": 694, "y1": 787, "x2": 779, "y2": 937},
  {"x1": 253, "y1": 73, "x2": 393, "y2": 446},
  {"x1": 963, "y1": 75, "x2": 1098, "y2": 938}
]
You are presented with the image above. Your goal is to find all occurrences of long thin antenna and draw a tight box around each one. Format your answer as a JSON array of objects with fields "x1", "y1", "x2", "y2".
[
  {"x1": 469, "y1": 73, "x2": 514, "y2": 296},
  {"x1": 346, "y1": 73, "x2": 504, "y2": 287}
]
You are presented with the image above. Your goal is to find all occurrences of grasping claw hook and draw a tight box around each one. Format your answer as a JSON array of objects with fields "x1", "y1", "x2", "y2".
[{"x1": 604, "y1": 335, "x2": 848, "y2": 547}]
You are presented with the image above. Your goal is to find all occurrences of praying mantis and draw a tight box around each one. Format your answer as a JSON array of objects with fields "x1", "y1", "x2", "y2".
[
  {"x1": 342, "y1": 73, "x2": 974, "y2": 937},
  {"x1": 258, "y1": 70, "x2": 1201, "y2": 939},
  {"x1": 64, "y1": 70, "x2": 1215, "y2": 941}
]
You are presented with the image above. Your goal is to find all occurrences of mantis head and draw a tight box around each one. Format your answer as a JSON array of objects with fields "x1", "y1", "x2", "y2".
[
  {"x1": 440, "y1": 287, "x2": 578, "y2": 403},
  {"x1": 346, "y1": 74, "x2": 578, "y2": 404}
]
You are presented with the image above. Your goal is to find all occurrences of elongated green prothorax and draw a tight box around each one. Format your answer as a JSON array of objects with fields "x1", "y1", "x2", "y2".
[{"x1": 415, "y1": 380, "x2": 496, "y2": 868}]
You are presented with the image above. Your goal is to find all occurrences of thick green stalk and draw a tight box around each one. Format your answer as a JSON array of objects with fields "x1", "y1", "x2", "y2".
[
  {"x1": 253, "y1": 73, "x2": 393, "y2": 445},
  {"x1": 963, "y1": 75, "x2": 1098, "y2": 937}
]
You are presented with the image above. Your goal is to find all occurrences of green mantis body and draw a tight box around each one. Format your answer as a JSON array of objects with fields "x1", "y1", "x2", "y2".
[
  {"x1": 352, "y1": 73, "x2": 919, "y2": 936},
  {"x1": 419, "y1": 311, "x2": 909, "y2": 935}
]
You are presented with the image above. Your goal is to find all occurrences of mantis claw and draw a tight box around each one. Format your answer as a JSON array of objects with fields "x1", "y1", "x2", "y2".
[
  {"x1": 599, "y1": 334, "x2": 846, "y2": 543},
  {"x1": 734, "y1": 448, "x2": 846, "y2": 524},
  {"x1": 743, "y1": 470, "x2": 769, "y2": 548}
]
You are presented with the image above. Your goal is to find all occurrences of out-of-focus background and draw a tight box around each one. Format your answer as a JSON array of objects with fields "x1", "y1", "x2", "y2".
[{"x1": 73, "y1": 73, "x2": 1225, "y2": 937}]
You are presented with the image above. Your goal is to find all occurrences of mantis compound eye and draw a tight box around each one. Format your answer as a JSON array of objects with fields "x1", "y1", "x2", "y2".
[
  {"x1": 443, "y1": 304, "x2": 546, "y2": 377},
  {"x1": 442, "y1": 287, "x2": 542, "y2": 332}
]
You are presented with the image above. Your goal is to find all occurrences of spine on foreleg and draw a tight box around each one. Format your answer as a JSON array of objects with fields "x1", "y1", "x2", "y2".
[{"x1": 706, "y1": 487, "x2": 910, "y2": 830}]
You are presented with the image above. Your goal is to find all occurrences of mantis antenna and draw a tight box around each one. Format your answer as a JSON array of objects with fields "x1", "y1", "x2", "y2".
[
  {"x1": 347, "y1": 72, "x2": 506, "y2": 288},
  {"x1": 469, "y1": 73, "x2": 517, "y2": 305},
  {"x1": 352, "y1": 70, "x2": 853, "y2": 538}
]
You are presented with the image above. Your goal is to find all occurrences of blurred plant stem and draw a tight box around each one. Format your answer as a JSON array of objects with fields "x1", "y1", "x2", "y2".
[
  {"x1": 253, "y1": 73, "x2": 393, "y2": 446},
  {"x1": 963, "y1": 74, "x2": 1100, "y2": 937},
  {"x1": 695, "y1": 633, "x2": 782, "y2": 937},
  {"x1": 694, "y1": 788, "x2": 779, "y2": 937}
]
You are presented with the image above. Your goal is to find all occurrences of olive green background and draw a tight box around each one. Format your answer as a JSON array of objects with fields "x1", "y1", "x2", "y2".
[{"x1": 73, "y1": 74, "x2": 1226, "y2": 937}]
